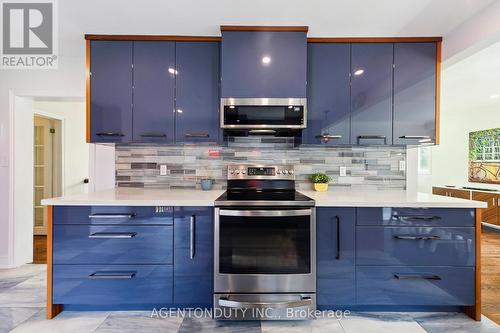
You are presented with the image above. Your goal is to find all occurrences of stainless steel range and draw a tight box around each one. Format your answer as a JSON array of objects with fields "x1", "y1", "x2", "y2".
[{"x1": 214, "y1": 165, "x2": 316, "y2": 320}]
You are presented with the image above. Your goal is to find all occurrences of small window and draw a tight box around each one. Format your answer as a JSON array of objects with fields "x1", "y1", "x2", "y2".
[{"x1": 418, "y1": 146, "x2": 431, "y2": 175}]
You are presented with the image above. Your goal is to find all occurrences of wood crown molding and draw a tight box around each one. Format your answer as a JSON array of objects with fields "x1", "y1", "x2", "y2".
[
  {"x1": 307, "y1": 37, "x2": 442, "y2": 43},
  {"x1": 220, "y1": 26, "x2": 309, "y2": 32},
  {"x1": 85, "y1": 35, "x2": 221, "y2": 41}
]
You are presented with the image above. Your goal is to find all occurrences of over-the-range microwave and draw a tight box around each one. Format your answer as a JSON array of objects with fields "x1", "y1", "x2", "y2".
[{"x1": 220, "y1": 98, "x2": 307, "y2": 130}]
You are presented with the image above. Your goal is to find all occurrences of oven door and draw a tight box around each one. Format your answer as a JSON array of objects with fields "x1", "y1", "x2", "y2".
[
  {"x1": 214, "y1": 208, "x2": 316, "y2": 293},
  {"x1": 220, "y1": 98, "x2": 306, "y2": 129}
]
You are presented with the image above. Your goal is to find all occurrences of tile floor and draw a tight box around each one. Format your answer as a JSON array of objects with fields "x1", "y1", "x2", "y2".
[{"x1": 0, "y1": 265, "x2": 498, "y2": 333}]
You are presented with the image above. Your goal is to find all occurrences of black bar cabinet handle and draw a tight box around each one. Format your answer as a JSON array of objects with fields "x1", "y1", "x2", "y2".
[
  {"x1": 185, "y1": 132, "x2": 210, "y2": 138},
  {"x1": 335, "y1": 216, "x2": 340, "y2": 260},
  {"x1": 394, "y1": 273, "x2": 441, "y2": 280},
  {"x1": 89, "y1": 232, "x2": 137, "y2": 239},
  {"x1": 394, "y1": 235, "x2": 440, "y2": 240},
  {"x1": 190, "y1": 215, "x2": 196, "y2": 259},
  {"x1": 399, "y1": 136, "x2": 431, "y2": 139},
  {"x1": 88, "y1": 271, "x2": 136, "y2": 279},
  {"x1": 394, "y1": 215, "x2": 441, "y2": 222},
  {"x1": 140, "y1": 133, "x2": 167, "y2": 138},
  {"x1": 315, "y1": 134, "x2": 342, "y2": 139},
  {"x1": 96, "y1": 132, "x2": 125, "y2": 137},
  {"x1": 88, "y1": 213, "x2": 136, "y2": 219},
  {"x1": 357, "y1": 135, "x2": 387, "y2": 144}
]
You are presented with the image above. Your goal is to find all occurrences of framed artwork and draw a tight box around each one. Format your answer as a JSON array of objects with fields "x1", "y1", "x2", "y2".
[{"x1": 468, "y1": 128, "x2": 500, "y2": 184}]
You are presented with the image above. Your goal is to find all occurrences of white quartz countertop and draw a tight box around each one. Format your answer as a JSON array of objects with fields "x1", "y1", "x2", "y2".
[
  {"x1": 42, "y1": 188, "x2": 487, "y2": 208},
  {"x1": 299, "y1": 190, "x2": 487, "y2": 208},
  {"x1": 41, "y1": 188, "x2": 225, "y2": 206}
]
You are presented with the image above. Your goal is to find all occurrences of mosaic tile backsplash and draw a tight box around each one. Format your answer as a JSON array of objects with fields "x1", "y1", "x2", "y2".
[{"x1": 115, "y1": 137, "x2": 407, "y2": 191}]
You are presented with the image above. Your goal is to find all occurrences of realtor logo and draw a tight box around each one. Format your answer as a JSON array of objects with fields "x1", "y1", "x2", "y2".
[{"x1": 1, "y1": 0, "x2": 58, "y2": 69}]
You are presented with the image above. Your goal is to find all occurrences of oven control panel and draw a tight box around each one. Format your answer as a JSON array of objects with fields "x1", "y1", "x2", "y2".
[{"x1": 227, "y1": 165, "x2": 295, "y2": 180}]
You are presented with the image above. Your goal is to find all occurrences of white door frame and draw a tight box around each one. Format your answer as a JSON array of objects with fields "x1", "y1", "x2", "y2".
[
  {"x1": 34, "y1": 110, "x2": 66, "y2": 196},
  {"x1": 7, "y1": 91, "x2": 84, "y2": 268}
]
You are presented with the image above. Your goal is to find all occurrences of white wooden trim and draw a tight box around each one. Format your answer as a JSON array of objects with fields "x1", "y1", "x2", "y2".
[{"x1": 8, "y1": 91, "x2": 83, "y2": 268}]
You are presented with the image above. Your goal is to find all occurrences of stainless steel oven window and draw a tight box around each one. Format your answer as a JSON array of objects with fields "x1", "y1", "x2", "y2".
[{"x1": 214, "y1": 207, "x2": 316, "y2": 294}]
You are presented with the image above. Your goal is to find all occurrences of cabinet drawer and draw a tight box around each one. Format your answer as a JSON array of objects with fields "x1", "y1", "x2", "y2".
[
  {"x1": 356, "y1": 208, "x2": 474, "y2": 227},
  {"x1": 54, "y1": 206, "x2": 173, "y2": 225},
  {"x1": 53, "y1": 265, "x2": 172, "y2": 305},
  {"x1": 356, "y1": 227, "x2": 475, "y2": 266},
  {"x1": 53, "y1": 225, "x2": 173, "y2": 264},
  {"x1": 357, "y1": 266, "x2": 474, "y2": 305}
]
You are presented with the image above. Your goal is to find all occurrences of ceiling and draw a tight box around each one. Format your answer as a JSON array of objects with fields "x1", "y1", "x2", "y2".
[
  {"x1": 442, "y1": 40, "x2": 500, "y2": 112},
  {"x1": 59, "y1": 0, "x2": 497, "y2": 55}
]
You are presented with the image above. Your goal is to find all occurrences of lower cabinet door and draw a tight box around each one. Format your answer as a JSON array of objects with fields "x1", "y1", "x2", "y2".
[
  {"x1": 356, "y1": 266, "x2": 474, "y2": 305},
  {"x1": 356, "y1": 226, "x2": 475, "y2": 266},
  {"x1": 317, "y1": 208, "x2": 356, "y2": 306},
  {"x1": 53, "y1": 225, "x2": 173, "y2": 265},
  {"x1": 53, "y1": 265, "x2": 173, "y2": 305},
  {"x1": 174, "y1": 207, "x2": 213, "y2": 306}
]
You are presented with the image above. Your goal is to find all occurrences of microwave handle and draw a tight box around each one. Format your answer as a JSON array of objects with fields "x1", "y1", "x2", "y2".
[{"x1": 249, "y1": 129, "x2": 276, "y2": 135}]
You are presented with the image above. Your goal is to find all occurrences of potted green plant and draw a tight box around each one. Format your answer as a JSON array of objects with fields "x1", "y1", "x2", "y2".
[{"x1": 310, "y1": 172, "x2": 331, "y2": 192}]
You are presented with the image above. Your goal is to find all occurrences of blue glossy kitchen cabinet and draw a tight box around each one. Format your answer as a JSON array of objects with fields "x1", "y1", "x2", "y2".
[
  {"x1": 173, "y1": 207, "x2": 213, "y2": 306},
  {"x1": 133, "y1": 41, "x2": 175, "y2": 143},
  {"x1": 53, "y1": 265, "x2": 173, "y2": 305},
  {"x1": 316, "y1": 208, "x2": 356, "y2": 307},
  {"x1": 304, "y1": 43, "x2": 350, "y2": 145},
  {"x1": 53, "y1": 225, "x2": 173, "y2": 265},
  {"x1": 357, "y1": 266, "x2": 474, "y2": 305},
  {"x1": 350, "y1": 43, "x2": 394, "y2": 145},
  {"x1": 393, "y1": 43, "x2": 437, "y2": 145},
  {"x1": 53, "y1": 206, "x2": 174, "y2": 225},
  {"x1": 356, "y1": 226, "x2": 475, "y2": 266},
  {"x1": 175, "y1": 42, "x2": 220, "y2": 143},
  {"x1": 221, "y1": 31, "x2": 307, "y2": 98},
  {"x1": 356, "y1": 207, "x2": 475, "y2": 227},
  {"x1": 90, "y1": 41, "x2": 133, "y2": 143}
]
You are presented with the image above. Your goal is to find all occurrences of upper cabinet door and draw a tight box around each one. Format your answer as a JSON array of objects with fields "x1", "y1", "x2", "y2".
[
  {"x1": 133, "y1": 41, "x2": 175, "y2": 143},
  {"x1": 304, "y1": 43, "x2": 350, "y2": 145},
  {"x1": 393, "y1": 43, "x2": 437, "y2": 145},
  {"x1": 175, "y1": 42, "x2": 220, "y2": 143},
  {"x1": 90, "y1": 41, "x2": 133, "y2": 143},
  {"x1": 221, "y1": 31, "x2": 307, "y2": 98},
  {"x1": 350, "y1": 43, "x2": 393, "y2": 145}
]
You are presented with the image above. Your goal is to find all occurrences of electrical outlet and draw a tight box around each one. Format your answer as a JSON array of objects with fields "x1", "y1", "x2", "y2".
[
  {"x1": 159, "y1": 164, "x2": 168, "y2": 176},
  {"x1": 339, "y1": 166, "x2": 347, "y2": 177},
  {"x1": 399, "y1": 160, "x2": 406, "y2": 172}
]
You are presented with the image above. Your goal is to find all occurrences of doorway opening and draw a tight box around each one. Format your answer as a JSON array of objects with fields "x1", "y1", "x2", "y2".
[{"x1": 33, "y1": 115, "x2": 62, "y2": 263}]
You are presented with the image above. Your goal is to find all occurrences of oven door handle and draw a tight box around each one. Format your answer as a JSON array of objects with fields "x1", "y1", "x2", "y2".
[
  {"x1": 218, "y1": 209, "x2": 312, "y2": 217},
  {"x1": 218, "y1": 297, "x2": 312, "y2": 309}
]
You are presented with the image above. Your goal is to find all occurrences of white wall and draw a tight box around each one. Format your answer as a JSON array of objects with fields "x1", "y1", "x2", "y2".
[
  {"x1": 417, "y1": 105, "x2": 500, "y2": 193},
  {"x1": 89, "y1": 144, "x2": 115, "y2": 192},
  {"x1": 12, "y1": 97, "x2": 35, "y2": 266},
  {"x1": 34, "y1": 101, "x2": 90, "y2": 196}
]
